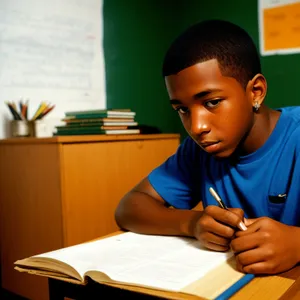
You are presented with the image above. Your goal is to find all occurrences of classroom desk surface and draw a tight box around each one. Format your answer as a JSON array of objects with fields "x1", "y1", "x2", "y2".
[{"x1": 46, "y1": 232, "x2": 300, "y2": 300}]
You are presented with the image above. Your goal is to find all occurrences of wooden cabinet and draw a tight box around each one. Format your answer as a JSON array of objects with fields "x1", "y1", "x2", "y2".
[{"x1": 0, "y1": 134, "x2": 180, "y2": 300}]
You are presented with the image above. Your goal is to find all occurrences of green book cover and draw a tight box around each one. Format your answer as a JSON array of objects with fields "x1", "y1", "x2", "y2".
[
  {"x1": 65, "y1": 110, "x2": 136, "y2": 118},
  {"x1": 55, "y1": 128, "x2": 140, "y2": 135},
  {"x1": 63, "y1": 117, "x2": 135, "y2": 123},
  {"x1": 64, "y1": 113, "x2": 135, "y2": 119},
  {"x1": 59, "y1": 121, "x2": 138, "y2": 127}
]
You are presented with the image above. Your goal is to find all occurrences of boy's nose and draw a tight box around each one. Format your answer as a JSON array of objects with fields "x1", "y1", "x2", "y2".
[{"x1": 190, "y1": 111, "x2": 210, "y2": 136}]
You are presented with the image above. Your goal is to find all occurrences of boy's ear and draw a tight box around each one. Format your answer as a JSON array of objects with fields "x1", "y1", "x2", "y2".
[{"x1": 247, "y1": 74, "x2": 267, "y2": 107}]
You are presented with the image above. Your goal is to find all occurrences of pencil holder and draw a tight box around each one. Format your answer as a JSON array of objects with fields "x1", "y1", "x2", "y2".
[
  {"x1": 10, "y1": 120, "x2": 33, "y2": 137},
  {"x1": 32, "y1": 120, "x2": 52, "y2": 138}
]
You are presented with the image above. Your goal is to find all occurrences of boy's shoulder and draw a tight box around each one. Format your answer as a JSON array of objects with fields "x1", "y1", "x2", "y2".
[
  {"x1": 279, "y1": 106, "x2": 300, "y2": 123},
  {"x1": 274, "y1": 106, "x2": 300, "y2": 136},
  {"x1": 278, "y1": 106, "x2": 300, "y2": 149}
]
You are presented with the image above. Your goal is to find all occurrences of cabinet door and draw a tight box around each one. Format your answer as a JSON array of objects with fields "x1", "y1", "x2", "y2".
[
  {"x1": 0, "y1": 144, "x2": 63, "y2": 300},
  {"x1": 61, "y1": 138, "x2": 179, "y2": 246}
]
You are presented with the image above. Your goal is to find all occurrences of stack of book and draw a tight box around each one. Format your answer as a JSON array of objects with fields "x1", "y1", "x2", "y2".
[{"x1": 55, "y1": 109, "x2": 140, "y2": 135}]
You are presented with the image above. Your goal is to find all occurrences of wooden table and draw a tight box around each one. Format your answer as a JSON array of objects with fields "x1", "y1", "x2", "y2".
[{"x1": 47, "y1": 264, "x2": 300, "y2": 300}]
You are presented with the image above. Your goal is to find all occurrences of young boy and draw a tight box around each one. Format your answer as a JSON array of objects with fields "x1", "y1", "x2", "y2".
[{"x1": 115, "y1": 19, "x2": 300, "y2": 275}]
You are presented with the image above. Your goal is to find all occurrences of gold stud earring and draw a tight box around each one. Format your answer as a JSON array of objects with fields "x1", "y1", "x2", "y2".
[{"x1": 253, "y1": 102, "x2": 260, "y2": 112}]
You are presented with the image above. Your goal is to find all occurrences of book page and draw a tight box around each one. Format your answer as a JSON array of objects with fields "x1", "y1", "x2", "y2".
[{"x1": 35, "y1": 232, "x2": 233, "y2": 292}]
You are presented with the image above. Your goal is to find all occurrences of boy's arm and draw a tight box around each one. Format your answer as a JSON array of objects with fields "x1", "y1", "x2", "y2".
[
  {"x1": 115, "y1": 177, "x2": 245, "y2": 251},
  {"x1": 115, "y1": 177, "x2": 202, "y2": 237}
]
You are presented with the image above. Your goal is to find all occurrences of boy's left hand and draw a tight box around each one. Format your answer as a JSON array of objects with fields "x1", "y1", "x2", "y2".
[{"x1": 230, "y1": 217, "x2": 300, "y2": 274}]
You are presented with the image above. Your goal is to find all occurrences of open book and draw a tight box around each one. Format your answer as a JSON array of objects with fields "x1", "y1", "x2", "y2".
[{"x1": 15, "y1": 232, "x2": 247, "y2": 299}]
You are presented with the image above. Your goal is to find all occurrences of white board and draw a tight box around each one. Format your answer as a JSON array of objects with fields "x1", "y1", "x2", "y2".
[{"x1": 0, "y1": 0, "x2": 106, "y2": 138}]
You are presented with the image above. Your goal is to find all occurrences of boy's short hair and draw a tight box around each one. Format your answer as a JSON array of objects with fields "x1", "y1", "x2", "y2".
[{"x1": 162, "y1": 19, "x2": 261, "y2": 88}]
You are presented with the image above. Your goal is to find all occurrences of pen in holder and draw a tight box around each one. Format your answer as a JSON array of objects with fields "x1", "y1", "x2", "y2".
[{"x1": 6, "y1": 100, "x2": 55, "y2": 138}]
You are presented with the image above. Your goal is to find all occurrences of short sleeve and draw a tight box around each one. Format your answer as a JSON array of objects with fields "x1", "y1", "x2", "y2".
[{"x1": 148, "y1": 137, "x2": 202, "y2": 209}]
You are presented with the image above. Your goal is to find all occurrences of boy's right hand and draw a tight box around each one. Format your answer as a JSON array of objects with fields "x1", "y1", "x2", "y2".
[{"x1": 192, "y1": 205, "x2": 245, "y2": 252}]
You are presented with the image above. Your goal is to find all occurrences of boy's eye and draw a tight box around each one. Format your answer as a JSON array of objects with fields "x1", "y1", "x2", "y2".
[
  {"x1": 205, "y1": 99, "x2": 221, "y2": 108},
  {"x1": 175, "y1": 106, "x2": 189, "y2": 114}
]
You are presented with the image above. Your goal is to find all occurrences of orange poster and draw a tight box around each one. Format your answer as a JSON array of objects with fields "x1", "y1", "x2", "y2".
[{"x1": 259, "y1": 0, "x2": 300, "y2": 55}]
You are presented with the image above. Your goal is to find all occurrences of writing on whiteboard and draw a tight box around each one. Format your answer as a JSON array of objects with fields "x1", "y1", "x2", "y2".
[{"x1": 0, "y1": 6, "x2": 101, "y2": 89}]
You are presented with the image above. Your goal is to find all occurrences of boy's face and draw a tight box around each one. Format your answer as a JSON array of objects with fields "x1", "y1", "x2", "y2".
[{"x1": 165, "y1": 59, "x2": 255, "y2": 158}]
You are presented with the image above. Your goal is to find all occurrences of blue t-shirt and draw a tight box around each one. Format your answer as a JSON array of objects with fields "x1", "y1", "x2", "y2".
[{"x1": 148, "y1": 107, "x2": 300, "y2": 226}]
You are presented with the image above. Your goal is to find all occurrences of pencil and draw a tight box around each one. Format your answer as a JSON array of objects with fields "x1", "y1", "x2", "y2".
[
  {"x1": 209, "y1": 187, "x2": 247, "y2": 231},
  {"x1": 32, "y1": 102, "x2": 45, "y2": 120},
  {"x1": 36, "y1": 104, "x2": 55, "y2": 120},
  {"x1": 6, "y1": 101, "x2": 22, "y2": 120},
  {"x1": 25, "y1": 99, "x2": 29, "y2": 120}
]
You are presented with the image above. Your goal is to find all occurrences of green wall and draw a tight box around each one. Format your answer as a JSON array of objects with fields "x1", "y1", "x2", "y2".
[
  {"x1": 103, "y1": 0, "x2": 184, "y2": 135},
  {"x1": 175, "y1": 1, "x2": 300, "y2": 108},
  {"x1": 103, "y1": 1, "x2": 300, "y2": 137}
]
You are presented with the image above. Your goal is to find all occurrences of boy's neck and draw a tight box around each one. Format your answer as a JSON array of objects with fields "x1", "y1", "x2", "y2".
[{"x1": 238, "y1": 106, "x2": 281, "y2": 156}]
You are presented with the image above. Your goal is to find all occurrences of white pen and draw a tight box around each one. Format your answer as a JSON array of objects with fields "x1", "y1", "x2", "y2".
[{"x1": 209, "y1": 187, "x2": 247, "y2": 231}]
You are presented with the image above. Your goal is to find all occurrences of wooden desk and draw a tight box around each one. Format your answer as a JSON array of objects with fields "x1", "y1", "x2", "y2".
[
  {"x1": 0, "y1": 134, "x2": 180, "y2": 300},
  {"x1": 43, "y1": 231, "x2": 300, "y2": 300},
  {"x1": 47, "y1": 265, "x2": 300, "y2": 300}
]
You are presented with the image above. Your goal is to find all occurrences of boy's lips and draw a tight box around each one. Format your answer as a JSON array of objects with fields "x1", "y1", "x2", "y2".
[
  {"x1": 199, "y1": 141, "x2": 220, "y2": 152},
  {"x1": 199, "y1": 141, "x2": 219, "y2": 147}
]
